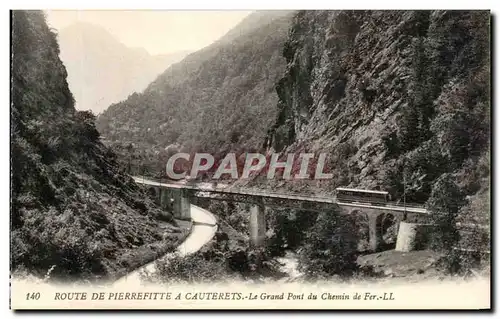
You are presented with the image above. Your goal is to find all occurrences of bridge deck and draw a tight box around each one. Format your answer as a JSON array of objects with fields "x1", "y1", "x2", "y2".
[{"x1": 133, "y1": 177, "x2": 428, "y2": 214}]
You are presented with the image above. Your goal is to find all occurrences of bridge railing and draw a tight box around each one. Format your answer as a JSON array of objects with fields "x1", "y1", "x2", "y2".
[
  {"x1": 133, "y1": 176, "x2": 428, "y2": 212},
  {"x1": 386, "y1": 201, "x2": 426, "y2": 209}
]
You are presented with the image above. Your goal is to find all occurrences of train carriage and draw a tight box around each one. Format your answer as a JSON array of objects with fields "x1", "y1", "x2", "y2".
[{"x1": 335, "y1": 187, "x2": 390, "y2": 206}]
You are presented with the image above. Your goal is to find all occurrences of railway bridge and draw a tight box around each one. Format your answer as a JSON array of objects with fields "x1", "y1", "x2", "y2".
[{"x1": 133, "y1": 176, "x2": 429, "y2": 252}]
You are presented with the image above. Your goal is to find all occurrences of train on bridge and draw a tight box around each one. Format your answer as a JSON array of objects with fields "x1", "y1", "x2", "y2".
[
  {"x1": 336, "y1": 187, "x2": 424, "y2": 209},
  {"x1": 149, "y1": 173, "x2": 424, "y2": 210},
  {"x1": 336, "y1": 187, "x2": 391, "y2": 205}
]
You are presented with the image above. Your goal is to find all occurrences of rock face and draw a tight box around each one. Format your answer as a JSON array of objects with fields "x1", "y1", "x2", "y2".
[
  {"x1": 267, "y1": 11, "x2": 490, "y2": 206},
  {"x1": 11, "y1": 11, "x2": 179, "y2": 280}
]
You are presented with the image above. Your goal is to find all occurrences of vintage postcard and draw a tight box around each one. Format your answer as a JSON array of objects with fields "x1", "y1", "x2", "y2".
[{"x1": 10, "y1": 9, "x2": 491, "y2": 310}]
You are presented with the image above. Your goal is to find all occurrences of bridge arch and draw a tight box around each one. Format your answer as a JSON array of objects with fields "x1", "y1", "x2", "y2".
[
  {"x1": 347, "y1": 209, "x2": 388, "y2": 252},
  {"x1": 378, "y1": 213, "x2": 398, "y2": 250}
]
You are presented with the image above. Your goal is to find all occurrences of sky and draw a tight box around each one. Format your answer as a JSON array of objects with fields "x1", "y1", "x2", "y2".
[{"x1": 45, "y1": 10, "x2": 253, "y2": 55}]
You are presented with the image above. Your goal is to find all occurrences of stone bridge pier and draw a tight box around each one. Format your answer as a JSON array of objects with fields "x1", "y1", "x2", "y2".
[
  {"x1": 140, "y1": 181, "x2": 429, "y2": 253},
  {"x1": 346, "y1": 207, "x2": 407, "y2": 252},
  {"x1": 171, "y1": 189, "x2": 191, "y2": 220},
  {"x1": 367, "y1": 212, "x2": 400, "y2": 252},
  {"x1": 247, "y1": 203, "x2": 408, "y2": 251},
  {"x1": 249, "y1": 199, "x2": 266, "y2": 247},
  {"x1": 147, "y1": 186, "x2": 191, "y2": 220}
]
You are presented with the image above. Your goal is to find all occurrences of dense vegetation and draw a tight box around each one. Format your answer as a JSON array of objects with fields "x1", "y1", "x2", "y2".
[
  {"x1": 296, "y1": 211, "x2": 360, "y2": 278},
  {"x1": 96, "y1": 11, "x2": 294, "y2": 174},
  {"x1": 11, "y1": 11, "x2": 181, "y2": 281}
]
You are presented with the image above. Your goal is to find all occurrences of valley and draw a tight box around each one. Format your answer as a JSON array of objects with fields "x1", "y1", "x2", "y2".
[{"x1": 10, "y1": 10, "x2": 491, "y2": 286}]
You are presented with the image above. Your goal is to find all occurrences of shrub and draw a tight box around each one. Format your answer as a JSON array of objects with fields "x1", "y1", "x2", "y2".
[
  {"x1": 426, "y1": 174, "x2": 466, "y2": 273},
  {"x1": 147, "y1": 252, "x2": 233, "y2": 284},
  {"x1": 298, "y1": 211, "x2": 359, "y2": 279}
]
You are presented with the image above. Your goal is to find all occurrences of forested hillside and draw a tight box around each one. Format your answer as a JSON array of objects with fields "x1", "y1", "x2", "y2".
[
  {"x1": 96, "y1": 11, "x2": 294, "y2": 173},
  {"x1": 57, "y1": 22, "x2": 189, "y2": 114},
  {"x1": 11, "y1": 11, "x2": 181, "y2": 281}
]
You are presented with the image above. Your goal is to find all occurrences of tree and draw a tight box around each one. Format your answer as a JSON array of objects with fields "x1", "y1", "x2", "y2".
[
  {"x1": 427, "y1": 174, "x2": 466, "y2": 273},
  {"x1": 149, "y1": 253, "x2": 231, "y2": 284},
  {"x1": 267, "y1": 209, "x2": 318, "y2": 257},
  {"x1": 397, "y1": 37, "x2": 434, "y2": 153},
  {"x1": 298, "y1": 211, "x2": 359, "y2": 279}
]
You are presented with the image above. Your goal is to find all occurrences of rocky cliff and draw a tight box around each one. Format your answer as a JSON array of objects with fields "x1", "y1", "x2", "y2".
[
  {"x1": 267, "y1": 11, "x2": 490, "y2": 207},
  {"x1": 260, "y1": 10, "x2": 491, "y2": 269}
]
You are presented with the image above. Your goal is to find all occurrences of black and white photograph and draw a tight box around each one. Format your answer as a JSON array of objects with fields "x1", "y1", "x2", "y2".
[{"x1": 9, "y1": 8, "x2": 491, "y2": 310}]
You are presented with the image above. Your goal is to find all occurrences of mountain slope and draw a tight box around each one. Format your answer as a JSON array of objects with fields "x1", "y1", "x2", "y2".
[
  {"x1": 264, "y1": 10, "x2": 490, "y2": 254},
  {"x1": 267, "y1": 10, "x2": 489, "y2": 196},
  {"x1": 57, "y1": 22, "x2": 189, "y2": 114},
  {"x1": 11, "y1": 11, "x2": 180, "y2": 281},
  {"x1": 96, "y1": 11, "x2": 294, "y2": 169}
]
